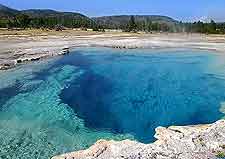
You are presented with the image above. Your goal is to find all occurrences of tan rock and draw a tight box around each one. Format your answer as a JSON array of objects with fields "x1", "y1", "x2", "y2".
[{"x1": 52, "y1": 120, "x2": 225, "y2": 159}]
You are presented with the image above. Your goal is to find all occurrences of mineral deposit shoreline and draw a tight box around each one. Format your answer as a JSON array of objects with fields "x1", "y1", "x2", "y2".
[{"x1": 1, "y1": 29, "x2": 225, "y2": 70}]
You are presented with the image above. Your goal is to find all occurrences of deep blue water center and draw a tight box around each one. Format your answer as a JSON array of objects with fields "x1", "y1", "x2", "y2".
[
  {"x1": 58, "y1": 48, "x2": 225, "y2": 141},
  {"x1": 0, "y1": 48, "x2": 225, "y2": 158}
]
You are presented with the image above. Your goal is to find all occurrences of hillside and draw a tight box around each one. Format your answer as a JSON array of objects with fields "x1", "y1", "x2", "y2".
[
  {"x1": 0, "y1": 4, "x2": 178, "y2": 30},
  {"x1": 0, "y1": 4, "x2": 224, "y2": 34},
  {"x1": 0, "y1": 4, "x2": 19, "y2": 18},
  {"x1": 0, "y1": 4, "x2": 93, "y2": 28},
  {"x1": 93, "y1": 15, "x2": 178, "y2": 29},
  {"x1": 0, "y1": 3, "x2": 90, "y2": 19},
  {"x1": 22, "y1": 9, "x2": 88, "y2": 19}
]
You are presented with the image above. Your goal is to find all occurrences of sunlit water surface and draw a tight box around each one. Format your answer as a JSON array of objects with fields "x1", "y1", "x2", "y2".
[{"x1": 1, "y1": 48, "x2": 225, "y2": 158}]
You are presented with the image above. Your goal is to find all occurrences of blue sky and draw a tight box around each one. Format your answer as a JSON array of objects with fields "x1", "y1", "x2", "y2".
[{"x1": 0, "y1": 0, "x2": 225, "y2": 22}]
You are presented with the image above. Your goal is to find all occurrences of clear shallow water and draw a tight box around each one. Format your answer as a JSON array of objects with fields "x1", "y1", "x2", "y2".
[{"x1": 0, "y1": 48, "x2": 225, "y2": 158}]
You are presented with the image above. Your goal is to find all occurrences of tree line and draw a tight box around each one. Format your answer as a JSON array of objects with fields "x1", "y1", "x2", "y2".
[
  {"x1": 0, "y1": 14, "x2": 98, "y2": 29},
  {"x1": 124, "y1": 16, "x2": 225, "y2": 34},
  {"x1": 123, "y1": 16, "x2": 172, "y2": 32},
  {"x1": 0, "y1": 14, "x2": 225, "y2": 34}
]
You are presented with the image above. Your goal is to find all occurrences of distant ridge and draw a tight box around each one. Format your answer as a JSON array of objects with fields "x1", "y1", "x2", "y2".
[
  {"x1": 21, "y1": 9, "x2": 88, "y2": 19},
  {"x1": 1, "y1": 3, "x2": 223, "y2": 34},
  {"x1": 0, "y1": 3, "x2": 177, "y2": 28},
  {"x1": 0, "y1": 4, "x2": 19, "y2": 18},
  {"x1": 93, "y1": 15, "x2": 178, "y2": 29},
  {"x1": 0, "y1": 3, "x2": 92, "y2": 25}
]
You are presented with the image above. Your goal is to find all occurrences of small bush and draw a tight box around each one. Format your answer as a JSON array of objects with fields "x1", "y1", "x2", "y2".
[{"x1": 216, "y1": 151, "x2": 225, "y2": 158}]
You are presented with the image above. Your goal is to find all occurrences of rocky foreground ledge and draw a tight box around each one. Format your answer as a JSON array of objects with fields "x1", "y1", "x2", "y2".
[{"x1": 52, "y1": 120, "x2": 225, "y2": 159}]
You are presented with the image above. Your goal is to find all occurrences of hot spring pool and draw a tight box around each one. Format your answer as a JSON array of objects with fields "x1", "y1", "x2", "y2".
[{"x1": 0, "y1": 48, "x2": 225, "y2": 158}]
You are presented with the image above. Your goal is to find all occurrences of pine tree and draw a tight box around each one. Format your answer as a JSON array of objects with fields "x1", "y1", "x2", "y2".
[{"x1": 127, "y1": 16, "x2": 137, "y2": 32}]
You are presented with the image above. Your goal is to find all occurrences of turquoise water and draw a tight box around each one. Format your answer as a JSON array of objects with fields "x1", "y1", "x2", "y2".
[{"x1": 0, "y1": 48, "x2": 225, "y2": 158}]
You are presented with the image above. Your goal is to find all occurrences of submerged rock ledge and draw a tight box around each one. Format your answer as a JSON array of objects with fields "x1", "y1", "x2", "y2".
[
  {"x1": 0, "y1": 46, "x2": 70, "y2": 70},
  {"x1": 52, "y1": 120, "x2": 225, "y2": 159}
]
